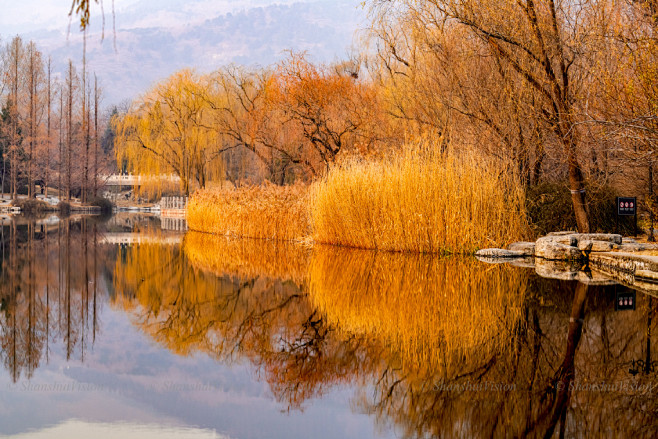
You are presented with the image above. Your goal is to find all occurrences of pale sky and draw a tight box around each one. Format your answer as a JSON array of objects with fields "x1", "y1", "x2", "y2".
[
  {"x1": 0, "y1": 0, "x2": 319, "y2": 34},
  {"x1": 0, "y1": 0, "x2": 137, "y2": 34},
  {"x1": 0, "y1": 0, "x2": 364, "y2": 105}
]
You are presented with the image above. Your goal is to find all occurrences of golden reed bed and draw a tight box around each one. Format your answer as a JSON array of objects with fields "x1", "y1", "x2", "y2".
[
  {"x1": 187, "y1": 182, "x2": 310, "y2": 242},
  {"x1": 186, "y1": 145, "x2": 528, "y2": 254},
  {"x1": 310, "y1": 145, "x2": 528, "y2": 254}
]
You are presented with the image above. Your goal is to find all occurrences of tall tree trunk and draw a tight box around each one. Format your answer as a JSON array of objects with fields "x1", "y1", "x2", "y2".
[
  {"x1": 93, "y1": 75, "x2": 99, "y2": 197},
  {"x1": 11, "y1": 39, "x2": 20, "y2": 202},
  {"x1": 82, "y1": 30, "x2": 89, "y2": 204},
  {"x1": 59, "y1": 86, "x2": 64, "y2": 200},
  {"x1": 66, "y1": 61, "x2": 73, "y2": 202},
  {"x1": 28, "y1": 45, "x2": 35, "y2": 199},
  {"x1": 564, "y1": 125, "x2": 590, "y2": 233},
  {"x1": 46, "y1": 58, "x2": 52, "y2": 198}
]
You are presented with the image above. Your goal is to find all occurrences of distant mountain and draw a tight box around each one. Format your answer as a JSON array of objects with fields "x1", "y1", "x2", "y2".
[{"x1": 21, "y1": 0, "x2": 366, "y2": 106}]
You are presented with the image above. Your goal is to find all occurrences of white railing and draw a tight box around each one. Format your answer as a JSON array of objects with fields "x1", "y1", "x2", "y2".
[
  {"x1": 160, "y1": 196, "x2": 188, "y2": 210},
  {"x1": 99, "y1": 233, "x2": 183, "y2": 245},
  {"x1": 103, "y1": 174, "x2": 181, "y2": 186}
]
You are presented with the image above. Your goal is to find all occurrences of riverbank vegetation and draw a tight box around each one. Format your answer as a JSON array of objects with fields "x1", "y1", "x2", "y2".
[
  {"x1": 108, "y1": 0, "x2": 658, "y2": 248},
  {"x1": 186, "y1": 143, "x2": 527, "y2": 253}
]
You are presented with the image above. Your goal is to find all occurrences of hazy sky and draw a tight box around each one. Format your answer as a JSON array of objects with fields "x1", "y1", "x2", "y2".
[
  {"x1": 0, "y1": 0, "x2": 338, "y2": 34},
  {"x1": 1, "y1": 0, "x2": 137, "y2": 34},
  {"x1": 0, "y1": 0, "x2": 364, "y2": 105},
  {"x1": 0, "y1": 0, "x2": 327, "y2": 34}
]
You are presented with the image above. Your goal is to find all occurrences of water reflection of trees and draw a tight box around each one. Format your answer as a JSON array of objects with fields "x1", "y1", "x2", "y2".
[
  {"x1": 349, "y1": 275, "x2": 658, "y2": 438},
  {"x1": 0, "y1": 218, "x2": 108, "y2": 381},
  {"x1": 114, "y1": 234, "x2": 379, "y2": 408},
  {"x1": 111, "y1": 233, "x2": 658, "y2": 437}
]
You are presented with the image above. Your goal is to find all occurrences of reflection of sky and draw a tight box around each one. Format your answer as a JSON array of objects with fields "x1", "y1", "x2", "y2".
[
  {"x1": 0, "y1": 279, "x2": 389, "y2": 439},
  {"x1": 4, "y1": 420, "x2": 224, "y2": 439}
]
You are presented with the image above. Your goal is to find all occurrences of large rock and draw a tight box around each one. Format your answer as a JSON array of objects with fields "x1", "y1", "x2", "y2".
[
  {"x1": 616, "y1": 243, "x2": 647, "y2": 252},
  {"x1": 547, "y1": 235, "x2": 578, "y2": 246},
  {"x1": 534, "y1": 232, "x2": 623, "y2": 259},
  {"x1": 577, "y1": 240, "x2": 614, "y2": 252},
  {"x1": 614, "y1": 242, "x2": 658, "y2": 252},
  {"x1": 475, "y1": 248, "x2": 526, "y2": 258},
  {"x1": 573, "y1": 233, "x2": 622, "y2": 245},
  {"x1": 547, "y1": 231, "x2": 577, "y2": 236},
  {"x1": 507, "y1": 242, "x2": 536, "y2": 256},
  {"x1": 535, "y1": 236, "x2": 583, "y2": 261}
]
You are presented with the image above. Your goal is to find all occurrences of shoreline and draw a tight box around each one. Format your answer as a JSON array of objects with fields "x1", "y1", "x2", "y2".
[{"x1": 477, "y1": 232, "x2": 658, "y2": 294}]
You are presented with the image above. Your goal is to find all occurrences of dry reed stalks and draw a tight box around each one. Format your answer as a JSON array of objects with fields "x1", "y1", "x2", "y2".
[
  {"x1": 186, "y1": 182, "x2": 311, "y2": 241},
  {"x1": 310, "y1": 142, "x2": 528, "y2": 254}
]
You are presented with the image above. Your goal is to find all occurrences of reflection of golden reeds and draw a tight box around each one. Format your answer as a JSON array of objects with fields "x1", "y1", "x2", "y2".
[
  {"x1": 112, "y1": 242, "x2": 237, "y2": 355},
  {"x1": 113, "y1": 243, "x2": 217, "y2": 305},
  {"x1": 112, "y1": 238, "x2": 313, "y2": 361},
  {"x1": 308, "y1": 246, "x2": 528, "y2": 374},
  {"x1": 183, "y1": 231, "x2": 311, "y2": 285},
  {"x1": 186, "y1": 182, "x2": 310, "y2": 241},
  {"x1": 310, "y1": 144, "x2": 528, "y2": 253}
]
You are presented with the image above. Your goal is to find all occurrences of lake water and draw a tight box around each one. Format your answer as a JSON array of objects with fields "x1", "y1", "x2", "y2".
[{"x1": 0, "y1": 214, "x2": 656, "y2": 438}]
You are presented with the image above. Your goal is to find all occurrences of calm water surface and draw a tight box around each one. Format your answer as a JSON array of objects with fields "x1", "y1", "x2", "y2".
[{"x1": 0, "y1": 214, "x2": 657, "y2": 438}]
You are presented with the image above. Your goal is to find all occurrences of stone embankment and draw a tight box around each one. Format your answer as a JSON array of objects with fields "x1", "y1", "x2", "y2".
[{"x1": 476, "y1": 232, "x2": 658, "y2": 293}]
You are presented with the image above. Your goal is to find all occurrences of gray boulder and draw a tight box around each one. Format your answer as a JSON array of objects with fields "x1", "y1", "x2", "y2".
[
  {"x1": 535, "y1": 236, "x2": 583, "y2": 261},
  {"x1": 573, "y1": 233, "x2": 622, "y2": 245},
  {"x1": 615, "y1": 242, "x2": 658, "y2": 252},
  {"x1": 475, "y1": 248, "x2": 526, "y2": 258},
  {"x1": 507, "y1": 242, "x2": 536, "y2": 256},
  {"x1": 577, "y1": 240, "x2": 614, "y2": 252},
  {"x1": 547, "y1": 231, "x2": 577, "y2": 236}
]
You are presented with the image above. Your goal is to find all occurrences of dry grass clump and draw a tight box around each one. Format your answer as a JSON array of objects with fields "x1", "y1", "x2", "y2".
[
  {"x1": 12, "y1": 198, "x2": 52, "y2": 213},
  {"x1": 183, "y1": 231, "x2": 311, "y2": 285},
  {"x1": 308, "y1": 246, "x2": 528, "y2": 373},
  {"x1": 310, "y1": 142, "x2": 529, "y2": 254},
  {"x1": 187, "y1": 182, "x2": 311, "y2": 241}
]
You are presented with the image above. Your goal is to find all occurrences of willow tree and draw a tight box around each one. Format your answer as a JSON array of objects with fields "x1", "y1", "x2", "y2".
[
  {"x1": 273, "y1": 53, "x2": 382, "y2": 173},
  {"x1": 113, "y1": 70, "x2": 224, "y2": 195},
  {"x1": 203, "y1": 66, "x2": 280, "y2": 180},
  {"x1": 369, "y1": 0, "x2": 602, "y2": 232}
]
